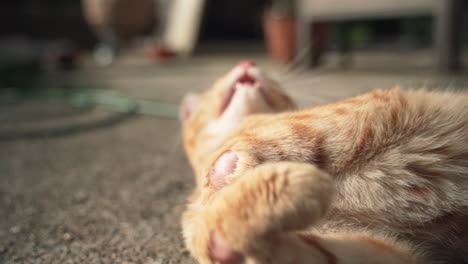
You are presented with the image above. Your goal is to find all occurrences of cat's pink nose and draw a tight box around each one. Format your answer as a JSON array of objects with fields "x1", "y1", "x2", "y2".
[{"x1": 239, "y1": 60, "x2": 255, "y2": 69}]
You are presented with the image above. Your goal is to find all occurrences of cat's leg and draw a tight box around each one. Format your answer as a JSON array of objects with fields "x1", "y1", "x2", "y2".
[
  {"x1": 291, "y1": 231, "x2": 423, "y2": 264},
  {"x1": 209, "y1": 231, "x2": 423, "y2": 264},
  {"x1": 184, "y1": 161, "x2": 331, "y2": 263},
  {"x1": 188, "y1": 161, "x2": 423, "y2": 264},
  {"x1": 207, "y1": 161, "x2": 333, "y2": 257}
]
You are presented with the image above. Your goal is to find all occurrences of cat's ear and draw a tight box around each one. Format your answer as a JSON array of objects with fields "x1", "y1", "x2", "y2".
[{"x1": 180, "y1": 93, "x2": 200, "y2": 122}]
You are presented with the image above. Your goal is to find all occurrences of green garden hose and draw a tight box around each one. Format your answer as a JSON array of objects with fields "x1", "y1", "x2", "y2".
[{"x1": 11, "y1": 88, "x2": 180, "y2": 119}]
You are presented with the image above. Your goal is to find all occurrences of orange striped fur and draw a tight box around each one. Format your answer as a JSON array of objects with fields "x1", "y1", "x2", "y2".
[{"x1": 181, "y1": 64, "x2": 468, "y2": 264}]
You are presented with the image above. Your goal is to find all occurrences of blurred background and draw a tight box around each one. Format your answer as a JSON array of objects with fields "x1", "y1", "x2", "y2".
[{"x1": 1, "y1": 1, "x2": 467, "y2": 263}]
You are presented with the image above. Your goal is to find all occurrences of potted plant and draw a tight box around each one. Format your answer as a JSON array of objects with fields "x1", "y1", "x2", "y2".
[
  {"x1": 82, "y1": 0, "x2": 156, "y2": 65},
  {"x1": 263, "y1": 0, "x2": 296, "y2": 63}
]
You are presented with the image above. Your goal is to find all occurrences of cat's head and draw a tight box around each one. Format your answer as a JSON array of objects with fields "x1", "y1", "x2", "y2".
[{"x1": 180, "y1": 61, "x2": 295, "y2": 175}]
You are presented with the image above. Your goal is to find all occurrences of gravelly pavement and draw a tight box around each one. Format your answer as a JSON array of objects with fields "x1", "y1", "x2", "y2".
[
  {"x1": 0, "y1": 105, "x2": 195, "y2": 264},
  {"x1": 1, "y1": 48, "x2": 467, "y2": 264}
]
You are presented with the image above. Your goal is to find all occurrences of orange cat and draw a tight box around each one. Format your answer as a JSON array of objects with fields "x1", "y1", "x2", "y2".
[
  {"x1": 181, "y1": 65, "x2": 468, "y2": 264},
  {"x1": 180, "y1": 61, "x2": 295, "y2": 185}
]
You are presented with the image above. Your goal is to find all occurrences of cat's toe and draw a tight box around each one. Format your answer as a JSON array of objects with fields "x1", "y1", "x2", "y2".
[{"x1": 208, "y1": 232, "x2": 245, "y2": 264}]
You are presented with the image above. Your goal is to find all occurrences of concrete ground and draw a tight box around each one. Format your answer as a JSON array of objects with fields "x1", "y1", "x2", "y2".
[{"x1": 1, "y1": 46, "x2": 467, "y2": 264}]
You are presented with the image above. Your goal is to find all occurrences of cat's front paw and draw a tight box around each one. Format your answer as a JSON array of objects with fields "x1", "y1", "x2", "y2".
[{"x1": 203, "y1": 162, "x2": 334, "y2": 263}]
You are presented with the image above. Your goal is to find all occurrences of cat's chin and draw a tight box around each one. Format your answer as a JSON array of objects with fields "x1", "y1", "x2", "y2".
[
  {"x1": 219, "y1": 75, "x2": 273, "y2": 117},
  {"x1": 219, "y1": 84, "x2": 272, "y2": 120}
]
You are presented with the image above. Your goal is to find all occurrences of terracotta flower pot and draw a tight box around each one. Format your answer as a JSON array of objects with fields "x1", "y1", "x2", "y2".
[
  {"x1": 82, "y1": 0, "x2": 155, "y2": 42},
  {"x1": 263, "y1": 12, "x2": 296, "y2": 63}
]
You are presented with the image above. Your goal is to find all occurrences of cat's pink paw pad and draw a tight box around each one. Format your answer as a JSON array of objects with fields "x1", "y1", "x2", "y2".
[
  {"x1": 209, "y1": 151, "x2": 238, "y2": 190},
  {"x1": 209, "y1": 232, "x2": 245, "y2": 264}
]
